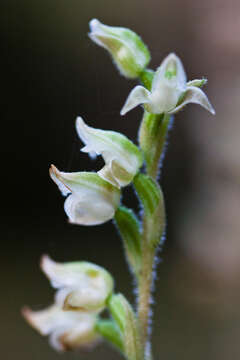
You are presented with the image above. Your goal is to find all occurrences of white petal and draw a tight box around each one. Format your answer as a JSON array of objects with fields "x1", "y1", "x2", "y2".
[
  {"x1": 169, "y1": 86, "x2": 215, "y2": 115},
  {"x1": 147, "y1": 81, "x2": 181, "y2": 114},
  {"x1": 120, "y1": 85, "x2": 151, "y2": 115},
  {"x1": 76, "y1": 117, "x2": 143, "y2": 187},
  {"x1": 49, "y1": 165, "x2": 71, "y2": 196},
  {"x1": 22, "y1": 304, "x2": 64, "y2": 335},
  {"x1": 41, "y1": 255, "x2": 80, "y2": 288},
  {"x1": 41, "y1": 255, "x2": 111, "y2": 292},
  {"x1": 152, "y1": 53, "x2": 186, "y2": 93},
  {"x1": 23, "y1": 303, "x2": 98, "y2": 351}
]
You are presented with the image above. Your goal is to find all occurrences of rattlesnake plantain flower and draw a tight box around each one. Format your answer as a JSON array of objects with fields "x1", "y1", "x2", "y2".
[
  {"x1": 76, "y1": 117, "x2": 143, "y2": 188},
  {"x1": 89, "y1": 19, "x2": 150, "y2": 79},
  {"x1": 49, "y1": 165, "x2": 120, "y2": 225},
  {"x1": 40, "y1": 255, "x2": 114, "y2": 312},
  {"x1": 121, "y1": 53, "x2": 215, "y2": 115},
  {"x1": 22, "y1": 303, "x2": 99, "y2": 352}
]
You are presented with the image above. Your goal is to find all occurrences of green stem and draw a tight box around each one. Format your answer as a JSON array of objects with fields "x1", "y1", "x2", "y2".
[
  {"x1": 137, "y1": 217, "x2": 155, "y2": 359},
  {"x1": 137, "y1": 112, "x2": 170, "y2": 359},
  {"x1": 148, "y1": 113, "x2": 171, "y2": 179},
  {"x1": 139, "y1": 112, "x2": 171, "y2": 179},
  {"x1": 139, "y1": 69, "x2": 154, "y2": 91}
]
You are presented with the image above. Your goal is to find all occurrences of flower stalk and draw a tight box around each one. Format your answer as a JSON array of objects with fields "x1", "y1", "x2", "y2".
[{"x1": 23, "y1": 19, "x2": 215, "y2": 360}]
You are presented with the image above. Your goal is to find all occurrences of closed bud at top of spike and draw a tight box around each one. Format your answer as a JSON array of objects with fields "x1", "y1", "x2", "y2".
[
  {"x1": 41, "y1": 255, "x2": 114, "y2": 313},
  {"x1": 89, "y1": 19, "x2": 150, "y2": 79},
  {"x1": 76, "y1": 117, "x2": 143, "y2": 188},
  {"x1": 49, "y1": 165, "x2": 120, "y2": 225},
  {"x1": 121, "y1": 53, "x2": 215, "y2": 116}
]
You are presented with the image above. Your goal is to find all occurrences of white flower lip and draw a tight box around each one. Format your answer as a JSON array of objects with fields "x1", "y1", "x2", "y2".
[
  {"x1": 75, "y1": 117, "x2": 143, "y2": 187},
  {"x1": 49, "y1": 164, "x2": 120, "y2": 225},
  {"x1": 121, "y1": 53, "x2": 215, "y2": 116}
]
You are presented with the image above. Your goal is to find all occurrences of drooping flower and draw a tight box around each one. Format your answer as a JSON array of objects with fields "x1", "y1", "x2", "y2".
[
  {"x1": 89, "y1": 19, "x2": 150, "y2": 79},
  {"x1": 49, "y1": 165, "x2": 120, "y2": 225},
  {"x1": 76, "y1": 117, "x2": 143, "y2": 188},
  {"x1": 40, "y1": 255, "x2": 114, "y2": 312},
  {"x1": 121, "y1": 53, "x2": 215, "y2": 115},
  {"x1": 22, "y1": 303, "x2": 99, "y2": 352}
]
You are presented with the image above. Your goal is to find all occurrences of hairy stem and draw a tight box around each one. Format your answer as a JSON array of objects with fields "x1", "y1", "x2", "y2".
[
  {"x1": 137, "y1": 216, "x2": 155, "y2": 359},
  {"x1": 148, "y1": 113, "x2": 171, "y2": 179},
  {"x1": 137, "y1": 112, "x2": 170, "y2": 359}
]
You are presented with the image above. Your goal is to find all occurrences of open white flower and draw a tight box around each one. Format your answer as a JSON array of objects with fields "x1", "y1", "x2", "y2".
[
  {"x1": 89, "y1": 19, "x2": 150, "y2": 79},
  {"x1": 121, "y1": 53, "x2": 215, "y2": 116},
  {"x1": 41, "y1": 255, "x2": 114, "y2": 312},
  {"x1": 76, "y1": 117, "x2": 143, "y2": 188},
  {"x1": 22, "y1": 303, "x2": 99, "y2": 352},
  {"x1": 49, "y1": 165, "x2": 120, "y2": 225}
]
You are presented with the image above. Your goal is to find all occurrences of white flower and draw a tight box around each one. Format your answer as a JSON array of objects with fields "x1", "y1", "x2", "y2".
[
  {"x1": 40, "y1": 255, "x2": 114, "y2": 312},
  {"x1": 121, "y1": 53, "x2": 215, "y2": 115},
  {"x1": 89, "y1": 19, "x2": 150, "y2": 79},
  {"x1": 49, "y1": 165, "x2": 120, "y2": 225},
  {"x1": 76, "y1": 117, "x2": 143, "y2": 188},
  {"x1": 22, "y1": 303, "x2": 99, "y2": 352}
]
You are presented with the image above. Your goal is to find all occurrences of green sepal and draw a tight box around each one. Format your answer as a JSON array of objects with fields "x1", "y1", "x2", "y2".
[
  {"x1": 95, "y1": 319, "x2": 124, "y2": 352},
  {"x1": 108, "y1": 294, "x2": 141, "y2": 360},
  {"x1": 114, "y1": 206, "x2": 142, "y2": 276},
  {"x1": 134, "y1": 173, "x2": 165, "y2": 247}
]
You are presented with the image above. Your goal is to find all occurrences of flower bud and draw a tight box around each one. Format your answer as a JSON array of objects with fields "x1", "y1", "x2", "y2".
[
  {"x1": 49, "y1": 165, "x2": 120, "y2": 225},
  {"x1": 41, "y1": 255, "x2": 114, "y2": 313},
  {"x1": 121, "y1": 53, "x2": 215, "y2": 116},
  {"x1": 76, "y1": 117, "x2": 143, "y2": 188},
  {"x1": 22, "y1": 304, "x2": 99, "y2": 352},
  {"x1": 89, "y1": 19, "x2": 150, "y2": 79}
]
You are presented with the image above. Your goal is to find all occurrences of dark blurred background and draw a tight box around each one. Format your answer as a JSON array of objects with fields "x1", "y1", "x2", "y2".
[{"x1": 2, "y1": 0, "x2": 240, "y2": 359}]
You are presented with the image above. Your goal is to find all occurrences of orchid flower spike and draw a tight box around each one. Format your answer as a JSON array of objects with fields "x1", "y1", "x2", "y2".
[
  {"x1": 22, "y1": 303, "x2": 99, "y2": 352},
  {"x1": 49, "y1": 165, "x2": 120, "y2": 225},
  {"x1": 121, "y1": 53, "x2": 215, "y2": 116},
  {"x1": 41, "y1": 255, "x2": 114, "y2": 312},
  {"x1": 89, "y1": 19, "x2": 150, "y2": 79},
  {"x1": 76, "y1": 117, "x2": 143, "y2": 188}
]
